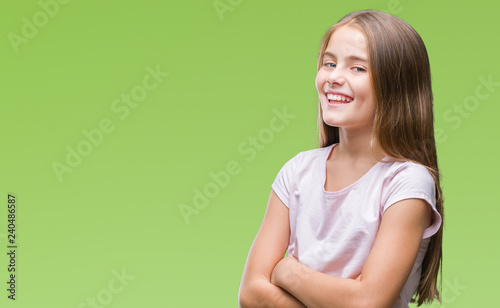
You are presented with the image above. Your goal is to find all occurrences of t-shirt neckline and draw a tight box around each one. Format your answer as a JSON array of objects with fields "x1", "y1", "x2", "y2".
[{"x1": 321, "y1": 143, "x2": 389, "y2": 195}]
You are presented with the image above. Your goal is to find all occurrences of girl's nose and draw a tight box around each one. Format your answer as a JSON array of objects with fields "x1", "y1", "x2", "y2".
[{"x1": 326, "y1": 69, "x2": 346, "y2": 86}]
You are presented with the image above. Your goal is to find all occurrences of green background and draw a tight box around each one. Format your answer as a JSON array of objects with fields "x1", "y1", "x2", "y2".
[{"x1": 1, "y1": 0, "x2": 498, "y2": 306}]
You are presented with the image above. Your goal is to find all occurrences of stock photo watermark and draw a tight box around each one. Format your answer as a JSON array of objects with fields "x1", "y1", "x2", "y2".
[
  {"x1": 442, "y1": 74, "x2": 499, "y2": 131},
  {"x1": 440, "y1": 277, "x2": 467, "y2": 305},
  {"x1": 51, "y1": 64, "x2": 169, "y2": 182},
  {"x1": 213, "y1": 0, "x2": 243, "y2": 21},
  {"x1": 6, "y1": 194, "x2": 18, "y2": 300},
  {"x1": 381, "y1": 0, "x2": 412, "y2": 15},
  {"x1": 76, "y1": 268, "x2": 134, "y2": 308},
  {"x1": 7, "y1": 0, "x2": 73, "y2": 53},
  {"x1": 427, "y1": 277, "x2": 467, "y2": 307},
  {"x1": 434, "y1": 74, "x2": 499, "y2": 144},
  {"x1": 178, "y1": 107, "x2": 296, "y2": 224},
  {"x1": 378, "y1": 0, "x2": 421, "y2": 16}
]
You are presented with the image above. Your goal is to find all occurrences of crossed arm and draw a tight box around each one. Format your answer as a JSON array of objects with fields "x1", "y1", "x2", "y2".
[{"x1": 238, "y1": 190, "x2": 431, "y2": 308}]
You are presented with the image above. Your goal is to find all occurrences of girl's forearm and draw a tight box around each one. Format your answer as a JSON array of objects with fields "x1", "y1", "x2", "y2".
[
  {"x1": 271, "y1": 257, "x2": 367, "y2": 308},
  {"x1": 239, "y1": 278, "x2": 307, "y2": 308}
]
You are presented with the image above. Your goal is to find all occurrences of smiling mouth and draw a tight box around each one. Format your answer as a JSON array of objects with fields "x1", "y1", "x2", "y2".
[{"x1": 326, "y1": 93, "x2": 353, "y2": 104}]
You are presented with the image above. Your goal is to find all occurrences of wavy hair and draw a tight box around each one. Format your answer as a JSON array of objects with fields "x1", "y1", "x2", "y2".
[{"x1": 316, "y1": 10, "x2": 444, "y2": 305}]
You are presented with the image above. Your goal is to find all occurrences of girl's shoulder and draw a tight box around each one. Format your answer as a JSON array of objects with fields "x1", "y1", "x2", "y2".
[
  {"x1": 380, "y1": 159, "x2": 436, "y2": 190},
  {"x1": 383, "y1": 159, "x2": 432, "y2": 177}
]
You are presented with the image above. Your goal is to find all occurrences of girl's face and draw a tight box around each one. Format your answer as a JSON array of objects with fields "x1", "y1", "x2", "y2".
[{"x1": 315, "y1": 26, "x2": 376, "y2": 133}]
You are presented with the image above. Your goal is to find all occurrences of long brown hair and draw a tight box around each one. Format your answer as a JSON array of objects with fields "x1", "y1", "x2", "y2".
[{"x1": 316, "y1": 10, "x2": 443, "y2": 305}]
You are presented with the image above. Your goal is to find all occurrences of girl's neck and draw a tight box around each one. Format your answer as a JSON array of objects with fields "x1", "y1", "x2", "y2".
[{"x1": 331, "y1": 127, "x2": 384, "y2": 162}]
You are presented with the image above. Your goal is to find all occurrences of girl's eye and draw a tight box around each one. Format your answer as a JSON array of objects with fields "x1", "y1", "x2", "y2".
[
  {"x1": 352, "y1": 67, "x2": 367, "y2": 73},
  {"x1": 324, "y1": 62, "x2": 336, "y2": 68}
]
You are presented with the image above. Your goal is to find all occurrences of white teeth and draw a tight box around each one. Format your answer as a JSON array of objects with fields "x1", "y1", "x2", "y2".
[{"x1": 326, "y1": 93, "x2": 352, "y2": 103}]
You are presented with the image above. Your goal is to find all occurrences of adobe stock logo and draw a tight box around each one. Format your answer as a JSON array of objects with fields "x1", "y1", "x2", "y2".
[{"x1": 8, "y1": 0, "x2": 73, "y2": 53}]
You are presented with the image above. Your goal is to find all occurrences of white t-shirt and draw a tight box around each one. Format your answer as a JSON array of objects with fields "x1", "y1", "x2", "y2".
[{"x1": 271, "y1": 144, "x2": 442, "y2": 307}]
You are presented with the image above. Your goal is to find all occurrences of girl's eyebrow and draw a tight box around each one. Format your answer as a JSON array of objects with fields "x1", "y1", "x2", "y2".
[{"x1": 322, "y1": 51, "x2": 367, "y2": 63}]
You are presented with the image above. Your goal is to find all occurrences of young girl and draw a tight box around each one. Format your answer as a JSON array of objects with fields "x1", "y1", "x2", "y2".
[{"x1": 239, "y1": 10, "x2": 443, "y2": 308}]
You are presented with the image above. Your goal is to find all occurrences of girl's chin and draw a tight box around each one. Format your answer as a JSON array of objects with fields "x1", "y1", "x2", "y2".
[
  {"x1": 322, "y1": 118, "x2": 343, "y2": 128},
  {"x1": 322, "y1": 113, "x2": 344, "y2": 126}
]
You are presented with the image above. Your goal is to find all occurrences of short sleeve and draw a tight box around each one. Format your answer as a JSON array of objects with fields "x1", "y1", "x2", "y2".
[
  {"x1": 381, "y1": 162, "x2": 442, "y2": 239},
  {"x1": 271, "y1": 152, "x2": 302, "y2": 208}
]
